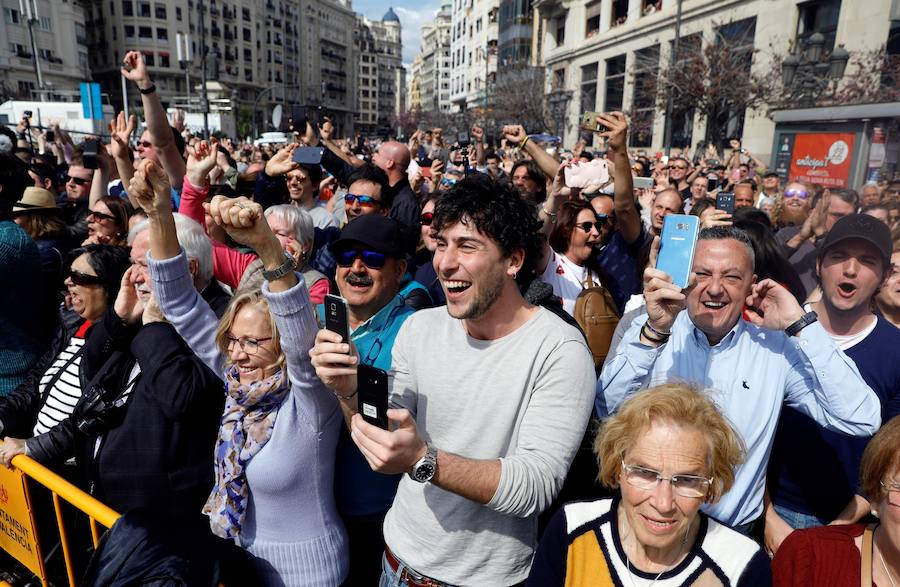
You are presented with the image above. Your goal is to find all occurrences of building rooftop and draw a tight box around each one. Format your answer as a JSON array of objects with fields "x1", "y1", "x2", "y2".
[{"x1": 383, "y1": 7, "x2": 400, "y2": 23}]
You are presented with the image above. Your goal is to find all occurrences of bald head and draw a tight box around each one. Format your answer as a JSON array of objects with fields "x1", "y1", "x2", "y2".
[{"x1": 374, "y1": 141, "x2": 411, "y2": 180}]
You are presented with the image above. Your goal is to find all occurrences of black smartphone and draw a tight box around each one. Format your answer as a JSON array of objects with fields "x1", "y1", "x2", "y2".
[
  {"x1": 457, "y1": 131, "x2": 470, "y2": 147},
  {"x1": 324, "y1": 294, "x2": 350, "y2": 344},
  {"x1": 290, "y1": 105, "x2": 306, "y2": 132},
  {"x1": 82, "y1": 139, "x2": 99, "y2": 169},
  {"x1": 357, "y1": 364, "x2": 389, "y2": 430},
  {"x1": 706, "y1": 175, "x2": 719, "y2": 192},
  {"x1": 716, "y1": 191, "x2": 735, "y2": 214},
  {"x1": 292, "y1": 146, "x2": 324, "y2": 166},
  {"x1": 44, "y1": 130, "x2": 54, "y2": 142}
]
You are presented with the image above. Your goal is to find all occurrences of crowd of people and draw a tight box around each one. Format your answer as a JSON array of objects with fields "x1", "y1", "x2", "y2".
[{"x1": 0, "y1": 49, "x2": 898, "y2": 586}]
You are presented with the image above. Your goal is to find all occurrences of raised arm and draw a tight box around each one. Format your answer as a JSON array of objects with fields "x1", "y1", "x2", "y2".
[
  {"x1": 503, "y1": 124, "x2": 559, "y2": 180},
  {"x1": 88, "y1": 143, "x2": 113, "y2": 208},
  {"x1": 597, "y1": 112, "x2": 641, "y2": 245},
  {"x1": 121, "y1": 51, "x2": 186, "y2": 188},
  {"x1": 108, "y1": 112, "x2": 137, "y2": 203}
]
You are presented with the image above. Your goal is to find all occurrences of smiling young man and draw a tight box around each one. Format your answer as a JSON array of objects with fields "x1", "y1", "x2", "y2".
[
  {"x1": 597, "y1": 226, "x2": 882, "y2": 535},
  {"x1": 765, "y1": 214, "x2": 900, "y2": 552},
  {"x1": 311, "y1": 175, "x2": 595, "y2": 585}
]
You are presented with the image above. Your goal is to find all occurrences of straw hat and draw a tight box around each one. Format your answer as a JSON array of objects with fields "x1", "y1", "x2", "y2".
[{"x1": 12, "y1": 187, "x2": 58, "y2": 214}]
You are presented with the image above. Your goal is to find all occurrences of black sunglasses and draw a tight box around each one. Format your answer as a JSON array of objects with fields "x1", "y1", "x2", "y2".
[
  {"x1": 65, "y1": 175, "x2": 90, "y2": 186},
  {"x1": 575, "y1": 220, "x2": 606, "y2": 233},
  {"x1": 67, "y1": 269, "x2": 104, "y2": 286},
  {"x1": 420, "y1": 212, "x2": 434, "y2": 226},
  {"x1": 87, "y1": 210, "x2": 117, "y2": 222},
  {"x1": 337, "y1": 249, "x2": 387, "y2": 269}
]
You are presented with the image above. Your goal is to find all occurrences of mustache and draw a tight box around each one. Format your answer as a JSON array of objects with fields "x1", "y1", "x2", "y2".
[{"x1": 345, "y1": 273, "x2": 373, "y2": 287}]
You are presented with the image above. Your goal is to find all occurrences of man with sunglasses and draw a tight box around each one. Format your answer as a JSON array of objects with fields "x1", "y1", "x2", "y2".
[
  {"x1": 312, "y1": 214, "x2": 418, "y2": 583},
  {"x1": 59, "y1": 159, "x2": 94, "y2": 245},
  {"x1": 666, "y1": 156, "x2": 693, "y2": 200}
]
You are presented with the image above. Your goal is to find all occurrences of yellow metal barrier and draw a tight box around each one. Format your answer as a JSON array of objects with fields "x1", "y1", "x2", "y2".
[{"x1": 0, "y1": 455, "x2": 120, "y2": 587}]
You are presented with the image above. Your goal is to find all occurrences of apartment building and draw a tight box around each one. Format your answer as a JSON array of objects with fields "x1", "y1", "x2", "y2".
[
  {"x1": 417, "y1": 2, "x2": 452, "y2": 113},
  {"x1": 449, "y1": 0, "x2": 499, "y2": 111},
  {"x1": 0, "y1": 0, "x2": 90, "y2": 100},
  {"x1": 355, "y1": 8, "x2": 405, "y2": 134},
  {"x1": 533, "y1": 0, "x2": 896, "y2": 164}
]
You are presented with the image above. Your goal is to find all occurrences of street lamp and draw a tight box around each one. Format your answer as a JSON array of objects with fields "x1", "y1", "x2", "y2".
[{"x1": 780, "y1": 33, "x2": 850, "y2": 106}]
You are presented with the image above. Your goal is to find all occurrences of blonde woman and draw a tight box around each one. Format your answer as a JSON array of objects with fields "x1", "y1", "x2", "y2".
[
  {"x1": 131, "y1": 160, "x2": 347, "y2": 586},
  {"x1": 528, "y1": 384, "x2": 770, "y2": 586}
]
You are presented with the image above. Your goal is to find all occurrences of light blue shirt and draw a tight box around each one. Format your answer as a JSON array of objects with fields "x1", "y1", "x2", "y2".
[{"x1": 596, "y1": 311, "x2": 881, "y2": 527}]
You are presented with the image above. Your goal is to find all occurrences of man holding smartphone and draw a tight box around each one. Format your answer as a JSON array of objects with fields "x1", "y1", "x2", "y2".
[
  {"x1": 598, "y1": 226, "x2": 881, "y2": 536},
  {"x1": 312, "y1": 214, "x2": 417, "y2": 583},
  {"x1": 311, "y1": 176, "x2": 595, "y2": 585}
]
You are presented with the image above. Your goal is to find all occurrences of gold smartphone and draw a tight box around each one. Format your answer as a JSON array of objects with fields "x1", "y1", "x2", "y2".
[{"x1": 581, "y1": 111, "x2": 607, "y2": 132}]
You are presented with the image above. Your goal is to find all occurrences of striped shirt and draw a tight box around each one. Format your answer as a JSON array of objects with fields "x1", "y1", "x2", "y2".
[{"x1": 33, "y1": 323, "x2": 91, "y2": 436}]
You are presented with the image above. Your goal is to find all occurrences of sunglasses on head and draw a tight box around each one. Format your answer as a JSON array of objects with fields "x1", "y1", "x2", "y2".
[
  {"x1": 336, "y1": 249, "x2": 387, "y2": 269},
  {"x1": 87, "y1": 210, "x2": 116, "y2": 222},
  {"x1": 344, "y1": 193, "x2": 380, "y2": 208},
  {"x1": 65, "y1": 175, "x2": 90, "y2": 186},
  {"x1": 67, "y1": 269, "x2": 104, "y2": 286},
  {"x1": 784, "y1": 188, "x2": 810, "y2": 199},
  {"x1": 420, "y1": 212, "x2": 434, "y2": 226}
]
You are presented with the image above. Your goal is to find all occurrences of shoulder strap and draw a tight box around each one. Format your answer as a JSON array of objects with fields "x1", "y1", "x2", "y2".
[{"x1": 861, "y1": 524, "x2": 874, "y2": 587}]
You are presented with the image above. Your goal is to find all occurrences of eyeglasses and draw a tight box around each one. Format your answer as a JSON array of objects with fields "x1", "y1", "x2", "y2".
[
  {"x1": 621, "y1": 459, "x2": 713, "y2": 498},
  {"x1": 226, "y1": 335, "x2": 273, "y2": 355},
  {"x1": 336, "y1": 249, "x2": 387, "y2": 269},
  {"x1": 420, "y1": 212, "x2": 434, "y2": 226},
  {"x1": 668, "y1": 165, "x2": 688, "y2": 171},
  {"x1": 87, "y1": 210, "x2": 117, "y2": 222},
  {"x1": 344, "y1": 193, "x2": 380, "y2": 208},
  {"x1": 441, "y1": 178, "x2": 457, "y2": 187},
  {"x1": 574, "y1": 219, "x2": 606, "y2": 233},
  {"x1": 66, "y1": 269, "x2": 104, "y2": 287},
  {"x1": 65, "y1": 175, "x2": 90, "y2": 186},
  {"x1": 881, "y1": 480, "x2": 900, "y2": 506},
  {"x1": 784, "y1": 188, "x2": 811, "y2": 199},
  {"x1": 137, "y1": 140, "x2": 153, "y2": 149}
]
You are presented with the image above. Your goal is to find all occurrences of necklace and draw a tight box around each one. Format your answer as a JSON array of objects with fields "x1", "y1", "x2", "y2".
[
  {"x1": 626, "y1": 558, "x2": 668, "y2": 587},
  {"x1": 878, "y1": 543, "x2": 898, "y2": 587}
]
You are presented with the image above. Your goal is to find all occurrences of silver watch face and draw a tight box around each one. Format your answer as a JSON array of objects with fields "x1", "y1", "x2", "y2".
[{"x1": 413, "y1": 461, "x2": 436, "y2": 482}]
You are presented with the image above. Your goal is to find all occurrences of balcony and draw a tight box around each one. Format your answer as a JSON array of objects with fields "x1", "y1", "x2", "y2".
[{"x1": 223, "y1": 7, "x2": 234, "y2": 20}]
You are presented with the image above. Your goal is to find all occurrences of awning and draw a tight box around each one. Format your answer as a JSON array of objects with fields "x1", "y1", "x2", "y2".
[{"x1": 771, "y1": 102, "x2": 900, "y2": 123}]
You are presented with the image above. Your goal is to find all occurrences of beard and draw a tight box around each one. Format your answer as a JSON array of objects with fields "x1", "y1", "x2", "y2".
[
  {"x1": 778, "y1": 205, "x2": 808, "y2": 227},
  {"x1": 447, "y1": 269, "x2": 506, "y2": 321}
]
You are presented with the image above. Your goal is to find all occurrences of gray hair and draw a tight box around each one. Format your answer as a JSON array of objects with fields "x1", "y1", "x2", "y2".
[
  {"x1": 698, "y1": 226, "x2": 756, "y2": 271},
  {"x1": 264, "y1": 204, "x2": 314, "y2": 245},
  {"x1": 128, "y1": 213, "x2": 214, "y2": 283}
]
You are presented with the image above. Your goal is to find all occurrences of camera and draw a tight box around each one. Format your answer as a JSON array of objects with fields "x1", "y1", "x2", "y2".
[
  {"x1": 23, "y1": 110, "x2": 32, "y2": 118},
  {"x1": 74, "y1": 383, "x2": 130, "y2": 436}
]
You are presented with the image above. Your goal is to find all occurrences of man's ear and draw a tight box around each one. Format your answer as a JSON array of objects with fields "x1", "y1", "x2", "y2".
[{"x1": 507, "y1": 247, "x2": 525, "y2": 277}]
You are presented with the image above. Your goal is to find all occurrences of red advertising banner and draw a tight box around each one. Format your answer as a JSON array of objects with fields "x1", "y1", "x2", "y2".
[{"x1": 788, "y1": 133, "x2": 855, "y2": 188}]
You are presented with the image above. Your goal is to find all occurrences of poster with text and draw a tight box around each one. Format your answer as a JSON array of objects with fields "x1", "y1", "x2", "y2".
[{"x1": 788, "y1": 133, "x2": 856, "y2": 188}]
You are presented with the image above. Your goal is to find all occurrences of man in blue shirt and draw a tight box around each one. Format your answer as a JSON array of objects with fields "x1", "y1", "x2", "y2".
[
  {"x1": 312, "y1": 214, "x2": 416, "y2": 584},
  {"x1": 765, "y1": 214, "x2": 900, "y2": 552},
  {"x1": 597, "y1": 225, "x2": 881, "y2": 534}
]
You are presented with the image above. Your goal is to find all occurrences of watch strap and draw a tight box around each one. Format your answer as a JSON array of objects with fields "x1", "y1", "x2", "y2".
[
  {"x1": 785, "y1": 310, "x2": 818, "y2": 337},
  {"x1": 261, "y1": 252, "x2": 296, "y2": 282},
  {"x1": 138, "y1": 83, "x2": 157, "y2": 95},
  {"x1": 408, "y1": 444, "x2": 437, "y2": 483}
]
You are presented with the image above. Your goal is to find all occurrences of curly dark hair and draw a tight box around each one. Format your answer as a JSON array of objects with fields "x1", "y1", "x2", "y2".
[{"x1": 431, "y1": 173, "x2": 543, "y2": 286}]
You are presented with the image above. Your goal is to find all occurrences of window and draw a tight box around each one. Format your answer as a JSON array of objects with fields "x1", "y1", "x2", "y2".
[
  {"x1": 176, "y1": 6, "x2": 182, "y2": 20},
  {"x1": 554, "y1": 11, "x2": 566, "y2": 46},
  {"x1": 79, "y1": 52, "x2": 89, "y2": 70},
  {"x1": 139, "y1": 26, "x2": 152, "y2": 38},
  {"x1": 160, "y1": 53, "x2": 170, "y2": 67},
  {"x1": 664, "y1": 33, "x2": 701, "y2": 149},
  {"x1": 585, "y1": 1, "x2": 600, "y2": 37},
  {"x1": 706, "y1": 18, "x2": 756, "y2": 148},
  {"x1": 631, "y1": 45, "x2": 659, "y2": 147},
  {"x1": 110, "y1": 1, "x2": 115, "y2": 15},
  {"x1": 18, "y1": 80, "x2": 35, "y2": 96},
  {"x1": 139, "y1": 2, "x2": 150, "y2": 17},
  {"x1": 580, "y1": 63, "x2": 598, "y2": 114},
  {"x1": 243, "y1": 27, "x2": 251, "y2": 41},
  {"x1": 157, "y1": 27, "x2": 168, "y2": 40},
  {"x1": 125, "y1": 25, "x2": 136, "y2": 38},
  {"x1": 611, "y1": 0, "x2": 628, "y2": 26},
  {"x1": 155, "y1": 3, "x2": 166, "y2": 19},
  {"x1": 3, "y1": 8, "x2": 21, "y2": 24},
  {"x1": 243, "y1": 48, "x2": 252, "y2": 60},
  {"x1": 143, "y1": 51, "x2": 155, "y2": 65},
  {"x1": 797, "y1": 0, "x2": 841, "y2": 53},
  {"x1": 604, "y1": 54, "x2": 626, "y2": 111},
  {"x1": 39, "y1": 16, "x2": 52, "y2": 31}
]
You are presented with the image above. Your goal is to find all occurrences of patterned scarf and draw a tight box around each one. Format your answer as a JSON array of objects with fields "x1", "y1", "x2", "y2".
[{"x1": 203, "y1": 366, "x2": 290, "y2": 539}]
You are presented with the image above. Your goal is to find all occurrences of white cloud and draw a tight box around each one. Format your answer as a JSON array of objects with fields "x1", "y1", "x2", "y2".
[{"x1": 394, "y1": 4, "x2": 443, "y2": 66}]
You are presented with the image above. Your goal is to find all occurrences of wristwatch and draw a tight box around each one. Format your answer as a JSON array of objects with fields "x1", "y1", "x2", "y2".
[
  {"x1": 261, "y1": 251, "x2": 296, "y2": 282},
  {"x1": 785, "y1": 311, "x2": 818, "y2": 337},
  {"x1": 408, "y1": 444, "x2": 438, "y2": 483}
]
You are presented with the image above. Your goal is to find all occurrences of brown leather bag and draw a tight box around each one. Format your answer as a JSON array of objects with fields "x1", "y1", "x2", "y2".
[{"x1": 573, "y1": 269, "x2": 620, "y2": 369}]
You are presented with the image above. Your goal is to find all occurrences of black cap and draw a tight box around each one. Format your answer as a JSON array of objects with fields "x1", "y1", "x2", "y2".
[
  {"x1": 329, "y1": 214, "x2": 407, "y2": 258},
  {"x1": 820, "y1": 214, "x2": 892, "y2": 265}
]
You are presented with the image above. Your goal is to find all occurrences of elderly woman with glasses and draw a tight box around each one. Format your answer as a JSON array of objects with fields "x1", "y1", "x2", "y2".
[
  {"x1": 536, "y1": 200, "x2": 610, "y2": 316},
  {"x1": 528, "y1": 383, "x2": 771, "y2": 586},
  {"x1": 773, "y1": 416, "x2": 900, "y2": 586},
  {"x1": 132, "y1": 159, "x2": 348, "y2": 586}
]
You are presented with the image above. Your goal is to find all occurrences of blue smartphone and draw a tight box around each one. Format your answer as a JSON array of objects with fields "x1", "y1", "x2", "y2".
[{"x1": 656, "y1": 214, "x2": 700, "y2": 289}]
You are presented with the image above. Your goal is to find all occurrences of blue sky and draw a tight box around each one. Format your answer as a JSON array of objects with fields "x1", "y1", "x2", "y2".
[{"x1": 354, "y1": 0, "x2": 444, "y2": 66}]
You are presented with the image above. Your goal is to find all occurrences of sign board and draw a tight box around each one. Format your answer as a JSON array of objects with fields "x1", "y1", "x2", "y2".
[
  {"x1": 0, "y1": 465, "x2": 43, "y2": 579},
  {"x1": 79, "y1": 82, "x2": 103, "y2": 121},
  {"x1": 787, "y1": 132, "x2": 856, "y2": 188}
]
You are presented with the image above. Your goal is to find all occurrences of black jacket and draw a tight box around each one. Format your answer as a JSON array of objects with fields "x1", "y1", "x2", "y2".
[
  {"x1": 0, "y1": 311, "x2": 87, "y2": 439},
  {"x1": 27, "y1": 308, "x2": 224, "y2": 518}
]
